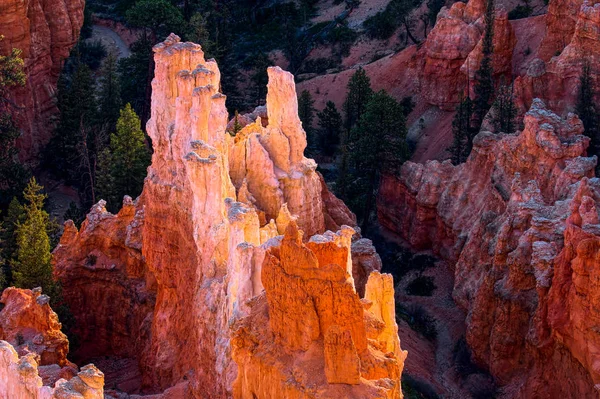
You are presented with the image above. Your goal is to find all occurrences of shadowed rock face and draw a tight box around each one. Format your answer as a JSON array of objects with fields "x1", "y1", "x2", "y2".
[
  {"x1": 378, "y1": 99, "x2": 600, "y2": 397},
  {"x1": 47, "y1": 34, "x2": 398, "y2": 398},
  {"x1": 0, "y1": 288, "x2": 105, "y2": 399},
  {"x1": 0, "y1": 0, "x2": 84, "y2": 161}
]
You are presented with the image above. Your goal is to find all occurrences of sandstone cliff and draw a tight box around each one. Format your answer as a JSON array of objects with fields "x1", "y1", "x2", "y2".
[
  {"x1": 0, "y1": 0, "x2": 84, "y2": 160},
  {"x1": 0, "y1": 287, "x2": 105, "y2": 399},
  {"x1": 47, "y1": 34, "x2": 401, "y2": 398},
  {"x1": 378, "y1": 99, "x2": 600, "y2": 397}
]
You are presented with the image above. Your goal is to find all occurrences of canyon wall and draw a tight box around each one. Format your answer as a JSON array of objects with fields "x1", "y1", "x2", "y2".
[
  {"x1": 378, "y1": 99, "x2": 600, "y2": 397},
  {"x1": 0, "y1": 0, "x2": 84, "y2": 160},
  {"x1": 49, "y1": 34, "x2": 403, "y2": 398}
]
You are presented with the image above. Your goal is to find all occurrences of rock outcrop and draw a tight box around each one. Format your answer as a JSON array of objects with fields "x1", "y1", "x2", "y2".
[
  {"x1": 0, "y1": 288, "x2": 105, "y2": 399},
  {"x1": 417, "y1": 0, "x2": 515, "y2": 110},
  {"x1": 48, "y1": 34, "x2": 399, "y2": 398},
  {"x1": 514, "y1": 0, "x2": 600, "y2": 117},
  {"x1": 0, "y1": 0, "x2": 85, "y2": 160},
  {"x1": 378, "y1": 99, "x2": 600, "y2": 397},
  {"x1": 537, "y1": 0, "x2": 586, "y2": 61},
  {"x1": 232, "y1": 222, "x2": 405, "y2": 399}
]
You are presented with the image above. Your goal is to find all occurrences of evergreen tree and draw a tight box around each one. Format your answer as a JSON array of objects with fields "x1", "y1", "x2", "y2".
[
  {"x1": 316, "y1": 101, "x2": 342, "y2": 156},
  {"x1": 97, "y1": 104, "x2": 150, "y2": 212},
  {"x1": 298, "y1": 90, "x2": 316, "y2": 148},
  {"x1": 491, "y1": 83, "x2": 517, "y2": 133},
  {"x1": 98, "y1": 53, "x2": 122, "y2": 131},
  {"x1": 471, "y1": 0, "x2": 495, "y2": 138},
  {"x1": 450, "y1": 94, "x2": 473, "y2": 164},
  {"x1": 118, "y1": 37, "x2": 153, "y2": 123},
  {"x1": 338, "y1": 68, "x2": 373, "y2": 199},
  {"x1": 348, "y1": 90, "x2": 409, "y2": 230},
  {"x1": 11, "y1": 178, "x2": 55, "y2": 294},
  {"x1": 0, "y1": 36, "x2": 29, "y2": 208},
  {"x1": 227, "y1": 110, "x2": 243, "y2": 137},
  {"x1": 576, "y1": 61, "x2": 599, "y2": 164},
  {"x1": 126, "y1": 0, "x2": 185, "y2": 42}
]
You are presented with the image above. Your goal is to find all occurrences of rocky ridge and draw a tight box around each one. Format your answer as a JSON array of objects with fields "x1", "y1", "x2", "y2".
[
  {"x1": 378, "y1": 99, "x2": 600, "y2": 397},
  {"x1": 0, "y1": 34, "x2": 403, "y2": 398}
]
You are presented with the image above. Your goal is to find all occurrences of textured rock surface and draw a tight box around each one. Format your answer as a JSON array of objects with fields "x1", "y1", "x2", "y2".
[
  {"x1": 0, "y1": 288, "x2": 105, "y2": 399},
  {"x1": 0, "y1": 0, "x2": 85, "y2": 160},
  {"x1": 51, "y1": 35, "x2": 395, "y2": 398},
  {"x1": 231, "y1": 222, "x2": 406, "y2": 398},
  {"x1": 417, "y1": 0, "x2": 515, "y2": 110},
  {"x1": 378, "y1": 99, "x2": 600, "y2": 396},
  {"x1": 514, "y1": 0, "x2": 600, "y2": 116},
  {"x1": 537, "y1": 0, "x2": 586, "y2": 61}
]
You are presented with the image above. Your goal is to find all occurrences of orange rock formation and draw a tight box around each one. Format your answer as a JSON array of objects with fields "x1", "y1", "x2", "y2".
[
  {"x1": 0, "y1": 0, "x2": 85, "y2": 160},
  {"x1": 48, "y1": 34, "x2": 401, "y2": 398},
  {"x1": 0, "y1": 288, "x2": 105, "y2": 398},
  {"x1": 378, "y1": 99, "x2": 600, "y2": 397}
]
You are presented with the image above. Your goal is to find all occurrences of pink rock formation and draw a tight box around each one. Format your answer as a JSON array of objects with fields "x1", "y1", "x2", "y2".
[
  {"x1": 378, "y1": 99, "x2": 600, "y2": 396},
  {"x1": 417, "y1": 0, "x2": 515, "y2": 110},
  {"x1": 51, "y1": 34, "x2": 395, "y2": 398},
  {"x1": 537, "y1": 0, "x2": 586, "y2": 61},
  {"x1": 514, "y1": 1, "x2": 600, "y2": 116},
  {"x1": 231, "y1": 222, "x2": 405, "y2": 398},
  {"x1": 0, "y1": 0, "x2": 85, "y2": 160},
  {"x1": 0, "y1": 288, "x2": 105, "y2": 398}
]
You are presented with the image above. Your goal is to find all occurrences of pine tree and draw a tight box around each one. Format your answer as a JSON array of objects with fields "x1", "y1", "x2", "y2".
[
  {"x1": 316, "y1": 101, "x2": 343, "y2": 156},
  {"x1": 491, "y1": 83, "x2": 517, "y2": 133},
  {"x1": 298, "y1": 90, "x2": 316, "y2": 148},
  {"x1": 97, "y1": 104, "x2": 150, "y2": 212},
  {"x1": 472, "y1": 0, "x2": 495, "y2": 138},
  {"x1": 576, "y1": 61, "x2": 599, "y2": 163},
  {"x1": 348, "y1": 90, "x2": 409, "y2": 230},
  {"x1": 450, "y1": 94, "x2": 473, "y2": 164},
  {"x1": 338, "y1": 67, "x2": 373, "y2": 199},
  {"x1": 98, "y1": 53, "x2": 122, "y2": 131},
  {"x1": 11, "y1": 178, "x2": 55, "y2": 294}
]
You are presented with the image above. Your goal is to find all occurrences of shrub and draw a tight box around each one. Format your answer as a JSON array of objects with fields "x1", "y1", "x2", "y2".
[
  {"x1": 406, "y1": 275, "x2": 436, "y2": 296},
  {"x1": 363, "y1": 10, "x2": 397, "y2": 40},
  {"x1": 76, "y1": 40, "x2": 107, "y2": 70},
  {"x1": 397, "y1": 304, "x2": 438, "y2": 341},
  {"x1": 508, "y1": 5, "x2": 533, "y2": 20},
  {"x1": 402, "y1": 374, "x2": 440, "y2": 399}
]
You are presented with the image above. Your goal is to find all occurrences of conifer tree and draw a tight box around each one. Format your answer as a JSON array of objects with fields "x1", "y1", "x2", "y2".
[
  {"x1": 97, "y1": 104, "x2": 150, "y2": 212},
  {"x1": 316, "y1": 101, "x2": 343, "y2": 156},
  {"x1": 472, "y1": 0, "x2": 495, "y2": 138},
  {"x1": 338, "y1": 67, "x2": 373, "y2": 199},
  {"x1": 11, "y1": 178, "x2": 55, "y2": 294},
  {"x1": 491, "y1": 83, "x2": 517, "y2": 133},
  {"x1": 348, "y1": 90, "x2": 408, "y2": 230},
  {"x1": 298, "y1": 90, "x2": 316, "y2": 148},
  {"x1": 98, "y1": 53, "x2": 122, "y2": 131},
  {"x1": 576, "y1": 61, "x2": 599, "y2": 163},
  {"x1": 450, "y1": 94, "x2": 473, "y2": 164}
]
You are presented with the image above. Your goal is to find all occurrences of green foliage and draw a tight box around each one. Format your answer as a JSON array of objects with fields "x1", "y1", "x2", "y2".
[
  {"x1": 508, "y1": 4, "x2": 533, "y2": 20},
  {"x1": 11, "y1": 178, "x2": 55, "y2": 295},
  {"x1": 74, "y1": 40, "x2": 108, "y2": 70},
  {"x1": 0, "y1": 37, "x2": 26, "y2": 94},
  {"x1": 338, "y1": 68, "x2": 373, "y2": 199},
  {"x1": 402, "y1": 375, "x2": 440, "y2": 399},
  {"x1": 98, "y1": 54, "x2": 123, "y2": 131},
  {"x1": 406, "y1": 275, "x2": 436, "y2": 296},
  {"x1": 227, "y1": 110, "x2": 243, "y2": 137},
  {"x1": 298, "y1": 90, "x2": 316, "y2": 148},
  {"x1": 472, "y1": 0, "x2": 495, "y2": 133},
  {"x1": 491, "y1": 83, "x2": 517, "y2": 133},
  {"x1": 63, "y1": 202, "x2": 86, "y2": 229},
  {"x1": 243, "y1": 53, "x2": 272, "y2": 108},
  {"x1": 576, "y1": 61, "x2": 599, "y2": 165},
  {"x1": 347, "y1": 90, "x2": 409, "y2": 229},
  {"x1": 316, "y1": 101, "x2": 343, "y2": 156},
  {"x1": 396, "y1": 303, "x2": 438, "y2": 341},
  {"x1": 96, "y1": 104, "x2": 150, "y2": 212},
  {"x1": 118, "y1": 37, "x2": 153, "y2": 120},
  {"x1": 363, "y1": 0, "x2": 421, "y2": 40},
  {"x1": 427, "y1": 0, "x2": 446, "y2": 26},
  {"x1": 126, "y1": 0, "x2": 185, "y2": 41},
  {"x1": 450, "y1": 94, "x2": 474, "y2": 165}
]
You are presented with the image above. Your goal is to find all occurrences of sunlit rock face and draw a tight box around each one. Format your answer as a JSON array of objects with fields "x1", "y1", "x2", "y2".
[
  {"x1": 232, "y1": 222, "x2": 406, "y2": 399},
  {"x1": 0, "y1": 288, "x2": 104, "y2": 399},
  {"x1": 50, "y1": 34, "x2": 398, "y2": 398},
  {"x1": 514, "y1": 0, "x2": 600, "y2": 116},
  {"x1": 378, "y1": 99, "x2": 600, "y2": 397},
  {"x1": 416, "y1": 0, "x2": 515, "y2": 110},
  {"x1": 0, "y1": 0, "x2": 84, "y2": 161}
]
